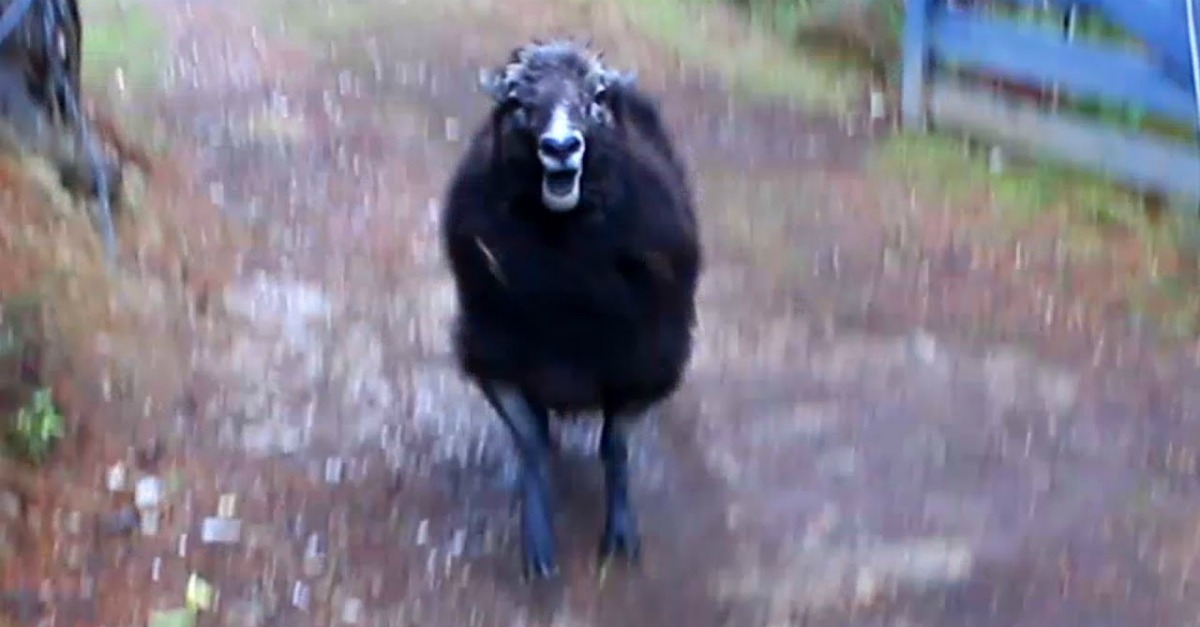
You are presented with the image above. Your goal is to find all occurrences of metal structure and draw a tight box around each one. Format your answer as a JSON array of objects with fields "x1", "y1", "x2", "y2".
[{"x1": 902, "y1": 0, "x2": 1200, "y2": 204}]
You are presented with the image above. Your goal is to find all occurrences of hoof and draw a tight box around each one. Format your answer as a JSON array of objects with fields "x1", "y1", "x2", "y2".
[
  {"x1": 597, "y1": 526, "x2": 641, "y2": 567},
  {"x1": 523, "y1": 553, "x2": 560, "y2": 581},
  {"x1": 519, "y1": 508, "x2": 559, "y2": 582}
]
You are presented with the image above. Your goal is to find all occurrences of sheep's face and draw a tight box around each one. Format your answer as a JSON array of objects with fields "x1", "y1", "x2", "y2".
[{"x1": 480, "y1": 40, "x2": 636, "y2": 212}]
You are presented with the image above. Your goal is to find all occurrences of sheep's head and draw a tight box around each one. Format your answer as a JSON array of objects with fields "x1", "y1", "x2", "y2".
[{"x1": 479, "y1": 39, "x2": 636, "y2": 212}]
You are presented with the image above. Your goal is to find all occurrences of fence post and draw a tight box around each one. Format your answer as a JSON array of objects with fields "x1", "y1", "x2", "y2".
[
  {"x1": 1188, "y1": 0, "x2": 1200, "y2": 213},
  {"x1": 901, "y1": 0, "x2": 936, "y2": 130}
]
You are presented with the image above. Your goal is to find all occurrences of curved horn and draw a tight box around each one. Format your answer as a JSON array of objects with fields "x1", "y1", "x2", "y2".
[
  {"x1": 478, "y1": 67, "x2": 508, "y2": 101},
  {"x1": 600, "y1": 67, "x2": 637, "y2": 90},
  {"x1": 506, "y1": 45, "x2": 524, "y2": 64},
  {"x1": 478, "y1": 60, "x2": 526, "y2": 102}
]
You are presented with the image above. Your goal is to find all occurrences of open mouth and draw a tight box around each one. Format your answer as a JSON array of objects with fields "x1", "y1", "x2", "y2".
[{"x1": 541, "y1": 169, "x2": 581, "y2": 210}]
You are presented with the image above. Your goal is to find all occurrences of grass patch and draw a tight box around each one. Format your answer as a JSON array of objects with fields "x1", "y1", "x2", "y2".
[
  {"x1": 0, "y1": 299, "x2": 64, "y2": 466},
  {"x1": 81, "y1": 0, "x2": 165, "y2": 93},
  {"x1": 566, "y1": 0, "x2": 865, "y2": 112},
  {"x1": 874, "y1": 132, "x2": 1200, "y2": 339},
  {"x1": 730, "y1": 0, "x2": 904, "y2": 80},
  {"x1": 872, "y1": 133, "x2": 1158, "y2": 234},
  {"x1": 80, "y1": 0, "x2": 175, "y2": 155},
  {"x1": 262, "y1": 0, "x2": 864, "y2": 111},
  {"x1": 254, "y1": 0, "x2": 427, "y2": 42},
  {"x1": 6, "y1": 387, "x2": 64, "y2": 465},
  {"x1": 871, "y1": 132, "x2": 1194, "y2": 259},
  {"x1": 256, "y1": 0, "x2": 374, "y2": 39}
]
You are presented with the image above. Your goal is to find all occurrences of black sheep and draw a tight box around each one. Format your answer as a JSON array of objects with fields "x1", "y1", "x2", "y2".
[{"x1": 439, "y1": 39, "x2": 702, "y2": 579}]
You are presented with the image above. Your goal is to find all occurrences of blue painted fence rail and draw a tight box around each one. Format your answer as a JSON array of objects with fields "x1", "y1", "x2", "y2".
[
  {"x1": 1006, "y1": 0, "x2": 1198, "y2": 86},
  {"x1": 901, "y1": 0, "x2": 1200, "y2": 202}
]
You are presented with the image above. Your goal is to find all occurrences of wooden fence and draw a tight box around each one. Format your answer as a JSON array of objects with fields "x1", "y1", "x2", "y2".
[{"x1": 901, "y1": 0, "x2": 1200, "y2": 203}]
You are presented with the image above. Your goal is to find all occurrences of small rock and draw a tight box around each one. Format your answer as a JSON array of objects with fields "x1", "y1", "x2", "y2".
[
  {"x1": 135, "y1": 476, "x2": 164, "y2": 509},
  {"x1": 106, "y1": 463, "x2": 128, "y2": 492},
  {"x1": 217, "y1": 494, "x2": 237, "y2": 518},
  {"x1": 302, "y1": 533, "x2": 326, "y2": 577},
  {"x1": 324, "y1": 458, "x2": 345, "y2": 484},
  {"x1": 290, "y1": 582, "x2": 310, "y2": 611},
  {"x1": 854, "y1": 571, "x2": 880, "y2": 604},
  {"x1": 415, "y1": 519, "x2": 429, "y2": 546},
  {"x1": 0, "y1": 490, "x2": 21, "y2": 519},
  {"x1": 449, "y1": 528, "x2": 466, "y2": 558},
  {"x1": 201, "y1": 517, "x2": 242, "y2": 544},
  {"x1": 340, "y1": 597, "x2": 363, "y2": 624}
]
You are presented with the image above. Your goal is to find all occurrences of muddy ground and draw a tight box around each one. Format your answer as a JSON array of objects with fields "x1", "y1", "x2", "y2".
[{"x1": 3, "y1": 0, "x2": 1200, "y2": 625}]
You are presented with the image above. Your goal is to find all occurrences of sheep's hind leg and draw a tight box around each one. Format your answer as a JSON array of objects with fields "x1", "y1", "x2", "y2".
[
  {"x1": 597, "y1": 409, "x2": 641, "y2": 566},
  {"x1": 482, "y1": 382, "x2": 558, "y2": 579}
]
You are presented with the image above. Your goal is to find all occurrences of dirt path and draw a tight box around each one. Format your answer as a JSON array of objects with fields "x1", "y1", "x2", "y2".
[{"x1": 10, "y1": 0, "x2": 1200, "y2": 625}]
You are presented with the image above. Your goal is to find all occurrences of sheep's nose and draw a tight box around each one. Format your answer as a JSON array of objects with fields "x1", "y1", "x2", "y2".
[{"x1": 538, "y1": 134, "x2": 583, "y2": 160}]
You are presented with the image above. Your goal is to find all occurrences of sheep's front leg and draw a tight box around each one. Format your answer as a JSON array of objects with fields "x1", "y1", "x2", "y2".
[
  {"x1": 598, "y1": 410, "x2": 641, "y2": 565},
  {"x1": 482, "y1": 382, "x2": 558, "y2": 579}
]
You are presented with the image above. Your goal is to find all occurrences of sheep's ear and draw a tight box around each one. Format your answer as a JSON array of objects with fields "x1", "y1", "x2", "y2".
[{"x1": 478, "y1": 68, "x2": 509, "y2": 102}]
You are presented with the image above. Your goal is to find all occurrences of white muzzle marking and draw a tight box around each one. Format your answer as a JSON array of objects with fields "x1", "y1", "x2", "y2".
[{"x1": 538, "y1": 105, "x2": 585, "y2": 211}]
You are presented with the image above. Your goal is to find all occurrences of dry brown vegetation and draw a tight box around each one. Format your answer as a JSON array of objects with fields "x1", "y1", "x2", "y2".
[{"x1": 0, "y1": 101, "x2": 244, "y2": 617}]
